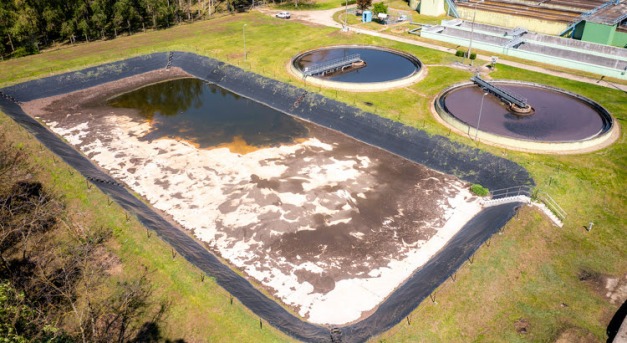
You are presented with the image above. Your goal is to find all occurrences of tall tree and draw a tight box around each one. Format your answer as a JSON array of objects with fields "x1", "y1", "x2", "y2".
[
  {"x1": 142, "y1": 0, "x2": 170, "y2": 29},
  {"x1": 75, "y1": 1, "x2": 93, "y2": 42},
  {"x1": 356, "y1": 0, "x2": 372, "y2": 11},
  {"x1": 0, "y1": 0, "x2": 224, "y2": 58},
  {"x1": 0, "y1": 1, "x2": 16, "y2": 57},
  {"x1": 9, "y1": 0, "x2": 40, "y2": 54},
  {"x1": 114, "y1": 0, "x2": 140, "y2": 36},
  {"x1": 41, "y1": 6, "x2": 63, "y2": 45},
  {"x1": 92, "y1": 0, "x2": 113, "y2": 39},
  {"x1": 61, "y1": 19, "x2": 77, "y2": 43}
]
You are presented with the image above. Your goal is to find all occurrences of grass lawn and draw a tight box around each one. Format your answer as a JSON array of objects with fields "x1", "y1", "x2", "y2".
[{"x1": 0, "y1": 11, "x2": 625, "y2": 342}]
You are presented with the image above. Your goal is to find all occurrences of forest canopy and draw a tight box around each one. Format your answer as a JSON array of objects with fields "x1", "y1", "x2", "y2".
[{"x1": 0, "y1": 0, "x2": 255, "y2": 59}]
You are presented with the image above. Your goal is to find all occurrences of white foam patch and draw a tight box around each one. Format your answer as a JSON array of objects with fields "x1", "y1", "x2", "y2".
[
  {"x1": 305, "y1": 184, "x2": 481, "y2": 324},
  {"x1": 42, "y1": 113, "x2": 483, "y2": 325}
]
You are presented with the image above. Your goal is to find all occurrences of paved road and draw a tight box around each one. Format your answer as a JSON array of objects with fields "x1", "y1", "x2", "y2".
[{"x1": 261, "y1": 7, "x2": 627, "y2": 92}]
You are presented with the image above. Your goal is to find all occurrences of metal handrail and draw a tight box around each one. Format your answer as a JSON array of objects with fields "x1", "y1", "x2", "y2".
[
  {"x1": 490, "y1": 185, "x2": 533, "y2": 199},
  {"x1": 536, "y1": 191, "x2": 567, "y2": 220},
  {"x1": 506, "y1": 27, "x2": 527, "y2": 37},
  {"x1": 303, "y1": 54, "x2": 362, "y2": 76},
  {"x1": 471, "y1": 75, "x2": 528, "y2": 108},
  {"x1": 504, "y1": 36, "x2": 525, "y2": 48}
]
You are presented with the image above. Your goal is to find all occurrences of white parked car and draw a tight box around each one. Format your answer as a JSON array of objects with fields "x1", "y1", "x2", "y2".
[{"x1": 276, "y1": 11, "x2": 291, "y2": 19}]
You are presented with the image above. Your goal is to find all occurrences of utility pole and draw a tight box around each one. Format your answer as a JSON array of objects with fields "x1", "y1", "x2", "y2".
[
  {"x1": 243, "y1": 24, "x2": 247, "y2": 62},
  {"x1": 343, "y1": 0, "x2": 349, "y2": 31},
  {"x1": 475, "y1": 92, "x2": 488, "y2": 141},
  {"x1": 467, "y1": 0, "x2": 484, "y2": 64}
]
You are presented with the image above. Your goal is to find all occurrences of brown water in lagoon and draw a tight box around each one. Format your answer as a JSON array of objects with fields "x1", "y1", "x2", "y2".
[
  {"x1": 442, "y1": 84, "x2": 608, "y2": 142},
  {"x1": 108, "y1": 78, "x2": 309, "y2": 152}
]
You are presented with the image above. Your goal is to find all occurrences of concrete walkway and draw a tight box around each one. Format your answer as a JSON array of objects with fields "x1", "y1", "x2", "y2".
[{"x1": 259, "y1": 7, "x2": 627, "y2": 92}]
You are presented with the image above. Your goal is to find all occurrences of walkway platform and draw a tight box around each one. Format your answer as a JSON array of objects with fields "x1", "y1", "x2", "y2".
[
  {"x1": 471, "y1": 75, "x2": 529, "y2": 108},
  {"x1": 303, "y1": 54, "x2": 363, "y2": 76}
]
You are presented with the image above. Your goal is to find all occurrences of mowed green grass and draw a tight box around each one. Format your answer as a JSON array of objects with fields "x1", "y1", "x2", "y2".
[{"x1": 0, "y1": 11, "x2": 625, "y2": 342}]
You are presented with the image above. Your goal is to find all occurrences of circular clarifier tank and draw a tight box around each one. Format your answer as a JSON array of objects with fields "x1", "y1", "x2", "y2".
[
  {"x1": 435, "y1": 80, "x2": 616, "y2": 153},
  {"x1": 290, "y1": 45, "x2": 424, "y2": 91}
]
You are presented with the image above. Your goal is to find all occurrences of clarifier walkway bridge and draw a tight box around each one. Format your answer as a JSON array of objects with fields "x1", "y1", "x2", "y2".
[
  {"x1": 471, "y1": 75, "x2": 529, "y2": 109},
  {"x1": 303, "y1": 54, "x2": 362, "y2": 77}
]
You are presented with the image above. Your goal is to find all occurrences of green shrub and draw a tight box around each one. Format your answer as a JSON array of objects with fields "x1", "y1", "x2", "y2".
[
  {"x1": 469, "y1": 52, "x2": 477, "y2": 60},
  {"x1": 372, "y1": 2, "x2": 388, "y2": 15},
  {"x1": 470, "y1": 184, "x2": 489, "y2": 196},
  {"x1": 12, "y1": 46, "x2": 36, "y2": 58},
  {"x1": 455, "y1": 50, "x2": 465, "y2": 57}
]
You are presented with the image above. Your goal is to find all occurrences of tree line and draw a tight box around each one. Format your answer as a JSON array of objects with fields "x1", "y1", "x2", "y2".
[{"x1": 0, "y1": 0, "x2": 242, "y2": 59}]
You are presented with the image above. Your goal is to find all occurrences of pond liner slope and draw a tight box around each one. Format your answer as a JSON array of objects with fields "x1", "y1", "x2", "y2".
[{"x1": 0, "y1": 52, "x2": 533, "y2": 342}]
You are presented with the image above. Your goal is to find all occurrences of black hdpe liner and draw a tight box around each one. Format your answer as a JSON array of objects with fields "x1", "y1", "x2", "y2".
[{"x1": 0, "y1": 52, "x2": 533, "y2": 342}]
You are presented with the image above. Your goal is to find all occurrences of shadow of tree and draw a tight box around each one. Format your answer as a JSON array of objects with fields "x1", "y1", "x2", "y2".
[{"x1": 132, "y1": 321, "x2": 186, "y2": 343}]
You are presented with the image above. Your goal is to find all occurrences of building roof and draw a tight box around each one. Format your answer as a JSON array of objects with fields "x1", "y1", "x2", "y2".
[{"x1": 588, "y1": 1, "x2": 627, "y2": 25}]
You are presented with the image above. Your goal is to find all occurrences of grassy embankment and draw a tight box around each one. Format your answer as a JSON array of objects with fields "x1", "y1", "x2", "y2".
[{"x1": 0, "y1": 11, "x2": 625, "y2": 342}]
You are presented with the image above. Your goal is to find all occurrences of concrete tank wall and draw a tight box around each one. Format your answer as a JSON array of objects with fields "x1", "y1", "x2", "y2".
[
  {"x1": 419, "y1": 0, "x2": 445, "y2": 16},
  {"x1": 447, "y1": 20, "x2": 627, "y2": 60},
  {"x1": 527, "y1": 32, "x2": 627, "y2": 59},
  {"x1": 456, "y1": 8, "x2": 567, "y2": 35},
  {"x1": 434, "y1": 81, "x2": 617, "y2": 153},
  {"x1": 441, "y1": 27, "x2": 510, "y2": 45},
  {"x1": 518, "y1": 42, "x2": 627, "y2": 70},
  {"x1": 435, "y1": 20, "x2": 627, "y2": 77},
  {"x1": 420, "y1": 30, "x2": 627, "y2": 79},
  {"x1": 459, "y1": 22, "x2": 510, "y2": 35}
]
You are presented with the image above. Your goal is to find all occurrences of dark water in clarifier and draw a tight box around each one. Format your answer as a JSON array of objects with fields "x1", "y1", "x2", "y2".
[
  {"x1": 442, "y1": 84, "x2": 608, "y2": 142},
  {"x1": 108, "y1": 78, "x2": 309, "y2": 148},
  {"x1": 294, "y1": 47, "x2": 420, "y2": 83}
]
